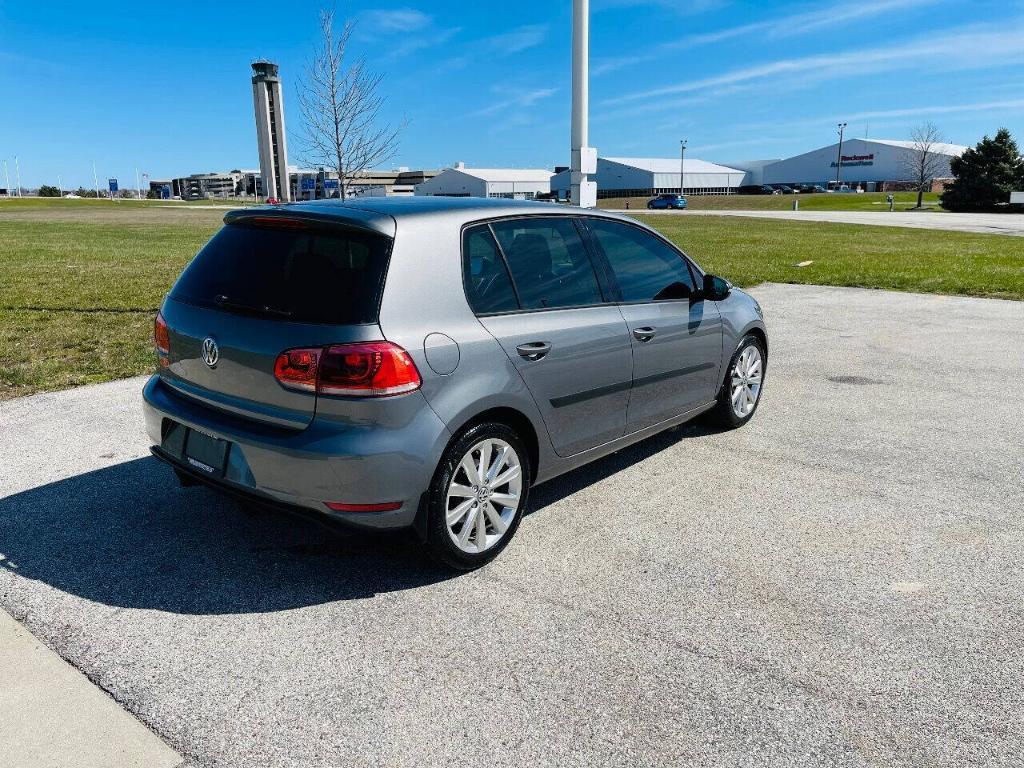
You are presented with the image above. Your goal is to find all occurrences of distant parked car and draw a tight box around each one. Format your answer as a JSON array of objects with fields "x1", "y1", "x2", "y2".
[
  {"x1": 797, "y1": 184, "x2": 826, "y2": 194},
  {"x1": 737, "y1": 185, "x2": 777, "y2": 195},
  {"x1": 647, "y1": 193, "x2": 687, "y2": 210},
  {"x1": 773, "y1": 185, "x2": 795, "y2": 194}
]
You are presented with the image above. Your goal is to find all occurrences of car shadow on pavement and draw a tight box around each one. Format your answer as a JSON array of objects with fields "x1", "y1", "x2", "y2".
[
  {"x1": 0, "y1": 456, "x2": 455, "y2": 615},
  {"x1": 529, "y1": 418, "x2": 723, "y2": 513},
  {"x1": 0, "y1": 419, "x2": 722, "y2": 616}
]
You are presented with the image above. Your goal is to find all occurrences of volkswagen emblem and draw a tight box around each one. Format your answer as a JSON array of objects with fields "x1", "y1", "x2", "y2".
[{"x1": 201, "y1": 337, "x2": 219, "y2": 368}]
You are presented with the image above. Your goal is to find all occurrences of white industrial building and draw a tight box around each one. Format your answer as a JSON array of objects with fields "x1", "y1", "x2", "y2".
[
  {"x1": 415, "y1": 164, "x2": 552, "y2": 199},
  {"x1": 551, "y1": 157, "x2": 746, "y2": 198},
  {"x1": 760, "y1": 138, "x2": 967, "y2": 189},
  {"x1": 722, "y1": 159, "x2": 781, "y2": 187}
]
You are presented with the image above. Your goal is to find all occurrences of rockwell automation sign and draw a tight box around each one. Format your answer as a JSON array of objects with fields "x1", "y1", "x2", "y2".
[{"x1": 830, "y1": 153, "x2": 874, "y2": 168}]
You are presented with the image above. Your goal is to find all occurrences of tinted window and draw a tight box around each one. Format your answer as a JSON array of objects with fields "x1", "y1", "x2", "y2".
[
  {"x1": 586, "y1": 219, "x2": 696, "y2": 302},
  {"x1": 491, "y1": 218, "x2": 603, "y2": 310},
  {"x1": 170, "y1": 222, "x2": 391, "y2": 324},
  {"x1": 462, "y1": 225, "x2": 519, "y2": 314}
]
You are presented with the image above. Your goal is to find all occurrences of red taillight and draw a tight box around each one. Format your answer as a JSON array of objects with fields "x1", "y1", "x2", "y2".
[
  {"x1": 154, "y1": 312, "x2": 170, "y2": 356},
  {"x1": 324, "y1": 501, "x2": 403, "y2": 512},
  {"x1": 319, "y1": 341, "x2": 421, "y2": 396},
  {"x1": 273, "y1": 347, "x2": 321, "y2": 392},
  {"x1": 273, "y1": 341, "x2": 421, "y2": 397}
]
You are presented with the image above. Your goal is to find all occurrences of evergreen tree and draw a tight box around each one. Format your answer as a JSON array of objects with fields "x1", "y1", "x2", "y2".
[{"x1": 941, "y1": 128, "x2": 1024, "y2": 212}]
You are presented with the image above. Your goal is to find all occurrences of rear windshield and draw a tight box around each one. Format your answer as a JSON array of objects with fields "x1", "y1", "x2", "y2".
[{"x1": 170, "y1": 221, "x2": 391, "y2": 324}]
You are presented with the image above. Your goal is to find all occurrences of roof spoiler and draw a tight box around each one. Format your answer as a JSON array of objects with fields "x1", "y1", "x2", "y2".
[{"x1": 223, "y1": 207, "x2": 395, "y2": 237}]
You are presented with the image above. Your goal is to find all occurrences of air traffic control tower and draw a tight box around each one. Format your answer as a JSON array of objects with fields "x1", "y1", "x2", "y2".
[{"x1": 251, "y1": 61, "x2": 290, "y2": 202}]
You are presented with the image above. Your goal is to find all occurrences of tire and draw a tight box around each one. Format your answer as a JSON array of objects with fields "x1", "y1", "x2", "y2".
[
  {"x1": 647, "y1": 202, "x2": 655, "y2": 209},
  {"x1": 708, "y1": 334, "x2": 766, "y2": 429},
  {"x1": 425, "y1": 422, "x2": 531, "y2": 570}
]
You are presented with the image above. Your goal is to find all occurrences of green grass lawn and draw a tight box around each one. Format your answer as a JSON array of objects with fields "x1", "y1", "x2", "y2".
[
  {"x1": 1, "y1": 200, "x2": 1021, "y2": 399},
  {"x1": 0, "y1": 196, "x2": 256, "y2": 211},
  {"x1": 1, "y1": 204, "x2": 222, "y2": 398},
  {"x1": 598, "y1": 191, "x2": 943, "y2": 212},
  {"x1": 645, "y1": 215, "x2": 1024, "y2": 299}
]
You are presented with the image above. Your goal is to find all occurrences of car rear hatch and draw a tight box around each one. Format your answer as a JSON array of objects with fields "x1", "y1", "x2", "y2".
[{"x1": 158, "y1": 207, "x2": 396, "y2": 430}]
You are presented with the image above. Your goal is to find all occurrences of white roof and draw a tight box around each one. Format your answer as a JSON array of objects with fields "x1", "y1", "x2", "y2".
[
  {"x1": 455, "y1": 168, "x2": 553, "y2": 182},
  {"x1": 862, "y1": 139, "x2": 968, "y2": 156},
  {"x1": 603, "y1": 156, "x2": 744, "y2": 174}
]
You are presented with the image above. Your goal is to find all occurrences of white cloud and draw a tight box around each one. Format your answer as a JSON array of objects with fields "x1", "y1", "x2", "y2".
[
  {"x1": 594, "y1": 0, "x2": 728, "y2": 14},
  {"x1": 472, "y1": 87, "x2": 558, "y2": 118},
  {"x1": 483, "y1": 24, "x2": 549, "y2": 54},
  {"x1": 361, "y1": 9, "x2": 432, "y2": 34},
  {"x1": 603, "y1": 24, "x2": 1024, "y2": 106},
  {"x1": 387, "y1": 26, "x2": 462, "y2": 59},
  {"x1": 838, "y1": 99, "x2": 1024, "y2": 124},
  {"x1": 357, "y1": 8, "x2": 461, "y2": 59},
  {"x1": 593, "y1": 0, "x2": 937, "y2": 75}
]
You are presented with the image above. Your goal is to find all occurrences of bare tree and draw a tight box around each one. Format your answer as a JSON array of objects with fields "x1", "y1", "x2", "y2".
[
  {"x1": 296, "y1": 8, "x2": 402, "y2": 200},
  {"x1": 901, "y1": 122, "x2": 947, "y2": 209}
]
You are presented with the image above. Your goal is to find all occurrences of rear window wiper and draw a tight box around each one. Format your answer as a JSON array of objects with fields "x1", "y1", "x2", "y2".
[{"x1": 214, "y1": 294, "x2": 294, "y2": 318}]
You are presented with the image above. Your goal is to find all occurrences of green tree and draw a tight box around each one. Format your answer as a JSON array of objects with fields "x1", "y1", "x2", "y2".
[
  {"x1": 37, "y1": 184, "x2": 61, "y2": 197},
  {"x1": 941, "y1": 128, "x2": 1024, "y2": 212}
]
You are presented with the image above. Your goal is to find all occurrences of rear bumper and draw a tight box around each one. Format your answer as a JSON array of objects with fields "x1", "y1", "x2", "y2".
[
  {"x1": 150, "y1": 444, "x2": 358, "y2": 531},
  {"x1": 142, "y1": 374, "x2": 451, "y2": 530}
]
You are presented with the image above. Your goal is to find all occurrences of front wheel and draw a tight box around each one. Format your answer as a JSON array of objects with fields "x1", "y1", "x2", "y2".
[
  {"x1": 708, "y1": 334, "x2": 766, "y2": 428},
  {"x1": 647, "y1": 202, "x2": 655, "y2": 209},
  {"x1": 425, "y1": 422, "x2": 530, "y2": 570}
]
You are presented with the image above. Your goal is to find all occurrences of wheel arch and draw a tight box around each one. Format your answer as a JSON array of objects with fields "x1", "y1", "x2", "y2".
[
  {"x1": 744, "y1": 324, "x2": 768, "y2": 354},
  {"x1": 446, "y1": 406, "x2": 541, "y2": 483}
]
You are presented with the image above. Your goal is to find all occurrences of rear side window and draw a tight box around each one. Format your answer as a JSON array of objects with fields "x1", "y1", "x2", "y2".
[
  {"x1": 585, "y1": 219, "x2": 697, "y2": 302},
  {"x1": 491, "y1": 218, "x2": 603, "y2": 310},
  {"x1": 170, "y1": 222, "x2": 391, "y2": 324},
  {"x1": 462, "y1": 225, "x2": 519, "y2": 314}
]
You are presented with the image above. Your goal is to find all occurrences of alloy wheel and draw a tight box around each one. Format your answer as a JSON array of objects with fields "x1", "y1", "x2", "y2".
[
  {"x1": 730, "y1": 344, "x2": 763, "y2": 418},
  {"x1": 445, "y1": 438, "x2": 523, "y2": 554}
]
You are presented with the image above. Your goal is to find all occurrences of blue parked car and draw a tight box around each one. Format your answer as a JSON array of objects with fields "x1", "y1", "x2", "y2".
[{"x1": 646, "y1": 193, "x2": 687, "y2": 210}]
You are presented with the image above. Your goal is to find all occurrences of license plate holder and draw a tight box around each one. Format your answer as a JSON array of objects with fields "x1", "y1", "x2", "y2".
[{"x1": 183, "y1": 428, "x2": 230, "y2": 477}]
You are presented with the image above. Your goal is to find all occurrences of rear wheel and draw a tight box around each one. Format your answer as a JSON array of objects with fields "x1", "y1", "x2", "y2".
[
  {"x1": 425, "y1": 422, "x2": 530, "y2": 570},
  {"x1": 708, "y1": 334, "x2": 766, "y2": 428},
  {"x1": 647, "y1": 202, "x2": 655, "y2": 209}
]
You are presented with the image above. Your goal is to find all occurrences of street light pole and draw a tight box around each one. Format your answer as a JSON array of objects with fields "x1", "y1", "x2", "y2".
[
  {"x1": 835, "y1": 122, "x2": 847, "y2": 190},
  {"x1": 15, "y1": 156, "x2": 21, "y2": 197},
  {"x1": 679, "y1": 139, "x2": 687, "y2": 197}
]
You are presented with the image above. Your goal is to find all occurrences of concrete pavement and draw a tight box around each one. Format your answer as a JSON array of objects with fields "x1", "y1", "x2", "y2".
[
  {"x1": 622, "y1": 208, "x2": 1024, "y2": 235},
  {"x1": 1, "y1": 283, "x2": 1023, "y2": 767},
  {"x1": 0, "y1": 608, "x2": 183, "y2": 768}
]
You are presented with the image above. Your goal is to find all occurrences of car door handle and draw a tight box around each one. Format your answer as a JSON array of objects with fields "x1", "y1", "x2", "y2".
[
  {"x1": 633, "y1": 326, "x2": 657, "y2": 342},
  {"x1": 516, "y1": 341, "x2": 552, "y2": 361}
]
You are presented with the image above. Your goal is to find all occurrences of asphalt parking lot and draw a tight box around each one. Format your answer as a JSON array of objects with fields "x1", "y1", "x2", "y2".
[{"x1": 1, "y1": 283, "x2": 1022, "y2": 767}]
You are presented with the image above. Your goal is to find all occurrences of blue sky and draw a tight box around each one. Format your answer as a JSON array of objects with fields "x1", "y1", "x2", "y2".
[{"x1": 2, "y1": 0, "x2": 1024, "y2": 187}]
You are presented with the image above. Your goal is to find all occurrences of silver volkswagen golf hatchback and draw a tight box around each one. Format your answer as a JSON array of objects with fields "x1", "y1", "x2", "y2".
[{"x1": 145, "y1": 197, "x2": 767, "y2": 568}]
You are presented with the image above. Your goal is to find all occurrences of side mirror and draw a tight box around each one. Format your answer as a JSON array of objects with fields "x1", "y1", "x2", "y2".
[{"x1": 701, "y1": 274, "x2": 732, "y2": 301}]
